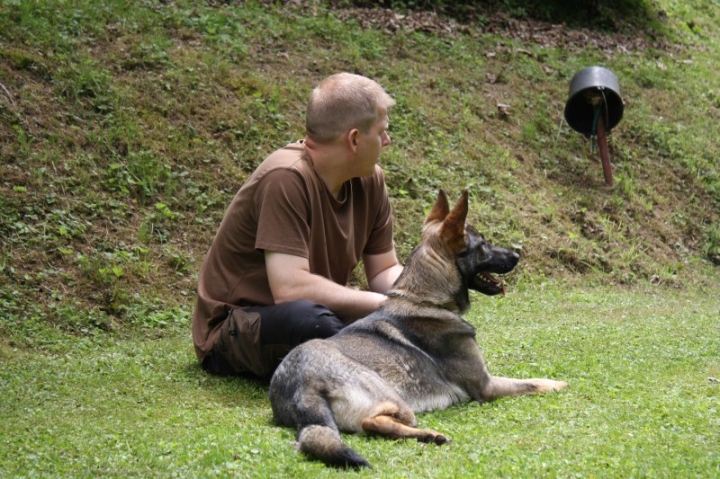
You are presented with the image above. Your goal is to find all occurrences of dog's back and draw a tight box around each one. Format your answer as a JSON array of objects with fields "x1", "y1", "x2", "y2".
[
  {"x1": 271, "y1": 309, "x2": 472, "y2": 422},
  {"x1": 270, "y1": 309, "x2": 468, "y2": 469}
]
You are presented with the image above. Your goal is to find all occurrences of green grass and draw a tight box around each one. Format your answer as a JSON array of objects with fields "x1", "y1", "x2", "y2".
[
  {"x1": 1, "y1": 0, "x2": 719, "y2": 476},
  {"x1": 2, "y1": 1, "x2": 719, "y2": 320},
  {"x1": 1, "y1": 284, "x2": 718, "y2": 477}
]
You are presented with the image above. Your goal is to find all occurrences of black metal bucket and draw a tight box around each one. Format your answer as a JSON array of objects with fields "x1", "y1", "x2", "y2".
[{"x1": 564, "y1": 66, "x2": 624, "y2": 136}]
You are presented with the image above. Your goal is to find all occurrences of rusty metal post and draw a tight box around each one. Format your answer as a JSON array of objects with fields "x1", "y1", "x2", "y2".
[{"x1": 596, "y1": 113, "x2": 613, "y2": 186}]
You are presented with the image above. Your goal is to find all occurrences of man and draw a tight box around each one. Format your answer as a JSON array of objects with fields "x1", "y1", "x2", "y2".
[{"x1": 192, "y1": 72, "x2": 403, "y2": 378}]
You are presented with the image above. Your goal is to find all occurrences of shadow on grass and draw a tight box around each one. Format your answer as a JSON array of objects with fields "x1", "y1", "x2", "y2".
[{"x1": 182, "y1": 361, "x2": 271, "y2": 406}]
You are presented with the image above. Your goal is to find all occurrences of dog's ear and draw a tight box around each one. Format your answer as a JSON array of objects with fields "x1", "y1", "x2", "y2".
[
  {"x1": 441, "y1": 190, "x2": 468, "y2": 252},
  {"x1": 425, "y1": 189, "x2": 450, "y2": 224}
]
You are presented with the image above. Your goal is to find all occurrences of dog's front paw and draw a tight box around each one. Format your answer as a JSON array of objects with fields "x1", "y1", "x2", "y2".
[{"x1": 534, "y1": 379, "x2": 568, "y2": 393}]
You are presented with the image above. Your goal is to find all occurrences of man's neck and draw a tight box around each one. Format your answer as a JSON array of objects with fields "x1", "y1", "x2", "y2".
[{"x1": 304, "y1": 137, "x2": 350, "y2": 199}]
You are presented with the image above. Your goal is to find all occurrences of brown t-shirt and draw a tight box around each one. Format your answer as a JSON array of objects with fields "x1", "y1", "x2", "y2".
[{"x1": 192, "y1": 141, "x2": 395, "y2": 362}]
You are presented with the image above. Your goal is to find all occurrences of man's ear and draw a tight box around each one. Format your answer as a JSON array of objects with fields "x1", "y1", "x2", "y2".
[{"x1": 347, "y1": 128, "x2": 360, "y2": 152}]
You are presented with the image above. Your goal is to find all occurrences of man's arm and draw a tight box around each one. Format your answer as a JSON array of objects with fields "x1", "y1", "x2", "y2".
[
  {"x1": 362, "y1": 249, "x2": 403, "y2": 294},
  {"x1": 265, "y1": 250, "x2": 387, "y2": 322}
]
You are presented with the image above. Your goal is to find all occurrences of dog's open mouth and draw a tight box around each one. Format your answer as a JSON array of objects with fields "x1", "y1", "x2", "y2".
[{"x1": 478, "y1": 272, "x2": 505, "y2": 296}]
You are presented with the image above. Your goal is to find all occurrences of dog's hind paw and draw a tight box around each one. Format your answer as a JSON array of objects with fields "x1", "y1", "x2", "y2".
[{"x1": 416, "y1": 432, "x2": 449, "y2": 445}]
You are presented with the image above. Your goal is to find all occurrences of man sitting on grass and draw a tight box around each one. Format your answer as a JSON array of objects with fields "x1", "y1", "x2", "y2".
[{"x1": 192, "y1": 72, "x2": 403, "y2": 378}]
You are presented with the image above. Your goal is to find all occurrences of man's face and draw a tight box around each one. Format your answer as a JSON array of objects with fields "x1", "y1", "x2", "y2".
[{"x1": 356, "y1": 109, "x2": 391, "y2": 176}]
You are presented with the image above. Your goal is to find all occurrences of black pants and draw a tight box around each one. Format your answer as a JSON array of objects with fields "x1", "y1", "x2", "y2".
[
  {"x1": 203, "y1": 300, "x2": 345, "y2": 377},
  {"x1": 249, "y1": 300, "x2": 345, "y2": 346}
]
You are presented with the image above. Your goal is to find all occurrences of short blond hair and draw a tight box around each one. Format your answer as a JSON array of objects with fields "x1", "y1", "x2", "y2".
[{"x1": 305, "y1": 72, "x2": 396, "y2": 143}]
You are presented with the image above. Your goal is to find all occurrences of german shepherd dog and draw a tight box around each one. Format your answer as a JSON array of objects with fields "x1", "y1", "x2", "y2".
[{"x1": 269, "y1": 190, "x2": 567, "y2": 468}]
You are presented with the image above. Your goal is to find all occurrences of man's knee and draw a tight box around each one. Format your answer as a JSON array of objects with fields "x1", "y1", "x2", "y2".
[
  {"x1": 258, "y1": 300, "x2": 344, "y2": 344},
  {"x1": 298, "y1": 301, "x2": 344, "y2": 339}
]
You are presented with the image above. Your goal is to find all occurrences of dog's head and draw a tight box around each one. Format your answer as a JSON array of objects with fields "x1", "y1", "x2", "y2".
[
  {"x1": 458, "y1": 225, "x2": 519, "y2": 296},
  {"x1": 424, "y1": 189, "x2": 520, "y2": 297}
]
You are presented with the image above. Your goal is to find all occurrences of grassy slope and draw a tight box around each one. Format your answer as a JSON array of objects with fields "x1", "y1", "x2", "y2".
[
  {"x1": 0, "y1": 0, "x2": 719, "y2": 475},
  {"x1": 0, "y1": 0, "x2": 719, "y2": 342}
]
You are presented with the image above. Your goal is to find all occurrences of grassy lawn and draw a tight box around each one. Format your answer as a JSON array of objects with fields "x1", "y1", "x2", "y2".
[
  {"x1": 1, "y1": 0, "x2": 719, "y2": 477},
  {"x1": 2, "y1": 283, "x2": 718, "y2": 477}
]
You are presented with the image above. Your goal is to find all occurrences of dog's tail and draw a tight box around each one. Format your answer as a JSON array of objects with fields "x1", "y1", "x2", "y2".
[
  {"x1": 296, "y1": 423, "x2": 370, "y2": 469},
  {"x1": 270, "y1": 345, "x2": 370, "y2": 468}
]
